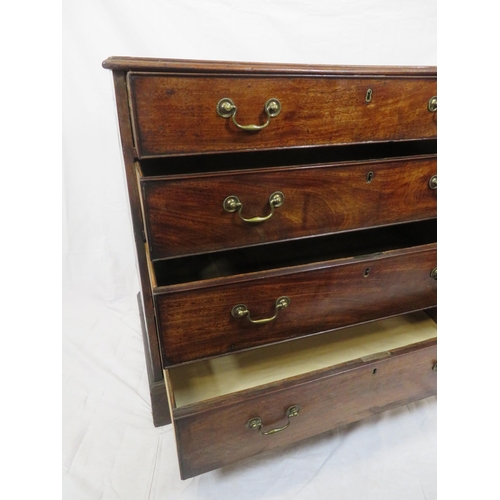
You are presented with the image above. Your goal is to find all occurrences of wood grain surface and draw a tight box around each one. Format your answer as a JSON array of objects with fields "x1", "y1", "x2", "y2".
[
  {"x1": 169, "y1": 340, "x2": 437, "y2": 478},
  {"x1": 154, "y1": 244, "x2": 437, "y2": 365},
  {"x1": 103, "y1": 56, "x2": 436, "y2": 77},
  {"x1": 141, "y1": 156, "x2": 437, "y2": 259},
  {"x1": 111, "y1": 71, "x2": 170, "y2": 427},
  {"x1": 128, "y1": 74, "x2": 437, "y2": 157},
  {"x1": 104, "y1": 58, "x2": 438, "y2": 454}
]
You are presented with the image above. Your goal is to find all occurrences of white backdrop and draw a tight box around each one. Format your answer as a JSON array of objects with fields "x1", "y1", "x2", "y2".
[{"x1": 62, "y1": 1, "x2": 437, "y2": 499}]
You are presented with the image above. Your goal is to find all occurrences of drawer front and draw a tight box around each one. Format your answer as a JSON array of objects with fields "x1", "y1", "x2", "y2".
[
  {"x1": 128, "y1": 74, "x2": 437, "y2": 157},
  {"x1": 142, "y1": 157, "x2": 437, "y2": 260},
  {"x1": 155, "y1": 246, "x2": 437, "y2": 365},
  {"x1": 171, "y1": 342, "x2": 437, "y2": 479}
]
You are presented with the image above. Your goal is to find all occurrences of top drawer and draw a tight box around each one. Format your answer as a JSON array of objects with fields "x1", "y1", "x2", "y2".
[{"x1": 127, "y1": 73, "x2": 437, "y2": 158}]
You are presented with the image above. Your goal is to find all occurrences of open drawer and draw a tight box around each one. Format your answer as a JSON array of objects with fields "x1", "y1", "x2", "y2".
[
  {"x1": 138, "y1": 151, "x2": 437, "y2": 260},
  {"x1": 151, "y1": 220, "x2": 437, "y2": 365},
  {"x1": 165, "y1": 310, "x2": 437, "y2": 479},
  {"x1": 127, "y1": 71, "x2": 436, "y2": 157}
]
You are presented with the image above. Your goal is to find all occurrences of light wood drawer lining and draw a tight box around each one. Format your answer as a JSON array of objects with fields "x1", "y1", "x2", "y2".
[{"x1": 168, "y1": 310, "x2": 436, "y2": 407}]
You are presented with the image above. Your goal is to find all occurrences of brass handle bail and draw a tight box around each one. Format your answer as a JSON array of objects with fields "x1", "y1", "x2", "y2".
[
  {"x1": 231, "y1": 296, "x2": 290, "y2": 325},
  {"x1": 246, "y1": 405, "x2": 300, "y2": 435},
  {"x1": 223, "y1": 191, "x2": 284, "y2": 223},
  {"x1": 217, "y1": 97, "x2": 281, "y2": 131}
]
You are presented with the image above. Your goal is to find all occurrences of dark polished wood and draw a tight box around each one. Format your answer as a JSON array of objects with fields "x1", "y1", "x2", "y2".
[
  {"x1": 137, "y1": 293, "x2": 171, "y2": 426},
  {"x1": 154, "y1": 244, "x2": 436, "y2": 365},
  {"x1": 141, "y1": 155, "x2": 437, "y2": 260},
  {"x1": 169, "y1": 339, "x2": 437, "y2": 479},
  {"x1": 112, "y1": 72, "x2": 170, "y2": 427},
  {"x1": 128, "y1": 73, "x2": 437, "y2": 157},
  {"x1": 103, "y1": 56, "x2": 436, "y2": 77},
  {"x1": 104, "y1": 57, "x2": 438, "y2": 477}
]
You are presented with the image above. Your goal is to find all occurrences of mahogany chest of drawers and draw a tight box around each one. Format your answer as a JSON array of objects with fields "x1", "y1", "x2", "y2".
[{"x1": 103, "y1": 57, "x2": 437, "y2": 480}]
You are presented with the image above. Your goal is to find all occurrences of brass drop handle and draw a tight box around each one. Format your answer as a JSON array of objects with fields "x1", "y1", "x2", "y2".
[
  {"x1": 223, "y1": 191, "x2": 284, "y2": 223},
  {"x1": 246, "y1": 405, "x2": 300, "y2": 435},
  {"x1": 231, "y1": 296, "x2": 290, "y2": 325},
  {"x1": 217, "y1": 97, "x2": 281, "y2": 131}
]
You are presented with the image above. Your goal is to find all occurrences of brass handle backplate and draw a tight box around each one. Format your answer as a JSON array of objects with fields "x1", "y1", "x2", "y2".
[
  {"x1": 223, "y1": 191, "x2": 284, "y2": 223},
  {"x1": 246, "y1": 405, "x2": 300, "y2": 435},
  {"x1": 430, "y1": 267, "x2": 437, "y2": 280},
  {"x1": 428, "y1": 96, "x2": 437, "y2": 112},
  {"x1": 429, "y1": 175, "x2": 437, "y2": 190},
  {"x1": 217, "y1": 97, "x2": 281, "y2": 131},
  {"x1": 231, "y1": 296, "x2": 290, "y2": 325}
]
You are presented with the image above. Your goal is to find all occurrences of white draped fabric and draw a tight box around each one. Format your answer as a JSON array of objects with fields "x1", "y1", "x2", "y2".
[{"x1": 63, "y1": 1, "x2": 437, "y2": 498}]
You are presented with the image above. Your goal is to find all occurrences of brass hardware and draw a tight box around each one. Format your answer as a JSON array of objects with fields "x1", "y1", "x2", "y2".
[
  {"x1": 366, "y1": 171, "x2": 374, "y2": 183},
  {"x1": 217, "y1": 97, "x2": 281, "y2": 131},
  {"x1": 365, "y1": 88, "x2": 373, "y2": 103},
  {"x1": 223, "y1": 191, "x2": 284, "y2": 223},
  {"x1": 430, "y1": 267, "x2": 437, "y2": 280},
  {"x1": 432, "y1": 362, "x2": 437, "y2": 372},
  {"x1": 364, "y1": 268, "x2": 370, "y2": 277},
  {"x1": 246, "y1": 405, "x2": 300, "y2": 435},
  {"x1": 231, "y1": 296, "x2": 290, "y2": 325},
  {"x1": 428, "y1": 96, "x2": 437, "y2": 112},
  {"x1": 429, "y1": 175, "x2": 437, "y2": 190},
  {"x1": 217, "y1": 98, "x2": 237, "y2": 118}
]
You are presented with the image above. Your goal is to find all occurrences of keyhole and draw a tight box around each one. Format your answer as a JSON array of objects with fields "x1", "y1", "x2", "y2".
[
  {"x1": 366, "y1": 171, "x2": 374, "y2": 183},
  {"x1": 364, "y1": 268, "x2": 371, "y2": 278},
  {"x1": 365, "y1": 88, "x2": 373, "y2": 103},
  {"x1": 372, "y1": 368, "x2": 377, "y2": 375}
]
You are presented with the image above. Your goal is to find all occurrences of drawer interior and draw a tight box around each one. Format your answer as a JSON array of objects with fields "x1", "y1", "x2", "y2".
[
  {"x1": 152, "y1": 219, "x2": 436, "y2": 287},
  {"x1": 167, "y1": 310, "x2": 437, "y2": 408},
  {"x1": 139, "y1": 139, "x2": 437, "y2": 177}
]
